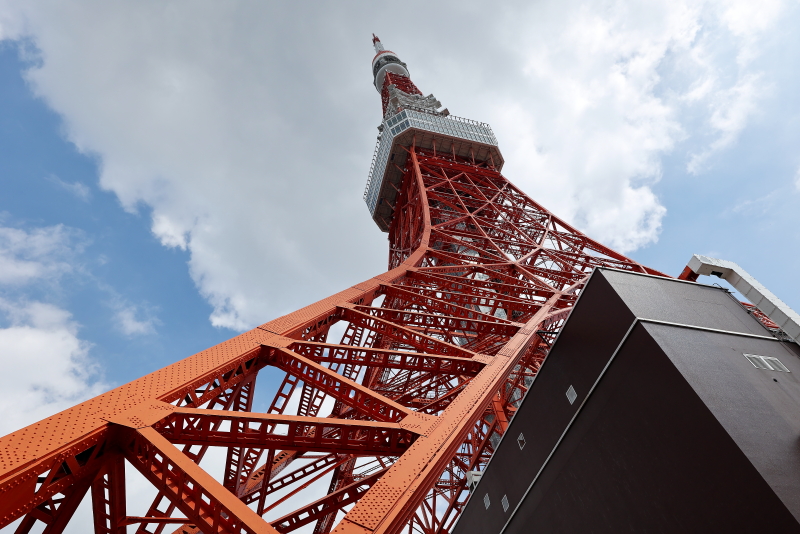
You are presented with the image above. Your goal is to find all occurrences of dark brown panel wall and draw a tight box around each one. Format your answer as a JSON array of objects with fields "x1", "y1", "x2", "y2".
[{"x1": 454, "y1": 269, "x2": 800, "y2": 534}]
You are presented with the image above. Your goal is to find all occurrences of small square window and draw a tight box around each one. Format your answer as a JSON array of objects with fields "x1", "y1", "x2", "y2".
[
  {"x1": 517, "y1": 433, "x2": 526, "y2": 450},
  {"x1": 502, "y1": 494, "x2": 510, "y2": 512},
  {"x1": 483, "y1": 493, "x2": 490, "y2": 510},
  {"x1": 566, "y1": 385, "x2": 577, "y2": 405}
]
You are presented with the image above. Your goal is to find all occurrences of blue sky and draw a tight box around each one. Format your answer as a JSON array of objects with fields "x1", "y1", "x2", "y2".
[
  {"x1": 0, "y1": 0, "x2": 798, "y2": 438},
  {"x1": 0, "y1": 42, "x2": 234, "y2": 428}
]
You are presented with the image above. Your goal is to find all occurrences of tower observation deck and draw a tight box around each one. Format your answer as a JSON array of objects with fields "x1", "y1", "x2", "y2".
[
  {"x1": 0, "y1": 36, "x2": 686, "y2": 534},
  {"x1": 364, "y1": 35, "x2": 502, "y2": 231}
]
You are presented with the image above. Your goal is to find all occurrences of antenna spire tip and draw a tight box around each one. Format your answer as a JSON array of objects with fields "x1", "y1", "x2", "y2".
[{"x1": 372, "y1": 34, "x2": 385, "y2": 53}]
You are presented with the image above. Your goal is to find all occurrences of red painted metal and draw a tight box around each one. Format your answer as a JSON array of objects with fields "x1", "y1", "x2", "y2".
[
  {"x1": 155, "y1": 408, "x2": 417, "y2": 456},
  {"x1": 741, "y1": 302, "x2": 782, "y2": 331},
  {"x1": 0, "y1": 40, "x2": 670, "y2": 534},
  {"x1": 678, "y1": 265, "x2": 700, "y2": 282},
  {"x1": 91, "y1": 455, "x2": 126, "y2": 534},
  {"x1": 381, "y1": 72, "x2": 422, "y2": 116}
]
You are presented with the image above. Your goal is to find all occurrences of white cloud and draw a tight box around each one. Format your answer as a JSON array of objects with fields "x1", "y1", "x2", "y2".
[
  {"x1": 687, "y1": 73, "x2": 768, "y2": 174},
  {"x1": 727, "y1": 189, "x2": 782, "y2": 216},
  {"x1": 151, "y1": 213, "x2": 188, "y2": 250},
  {"x1": 113, "y1": 301, "x2": 158, "y2": 336},
  {"x1": 681, "y1": 0, "x2": 782, "y2": 173},
  {"x1": 0, "y1": 299, "x2": 104, "y2": 435},
  {"x1": 0, "y1": 1, "x2": 388, "y2": 331},
  {"x1": 0, "y1": 223, "x2": 77, "y2": 285},
  {"x1": 482, "y1": 1, "x2": 692, "y2": 251},
  {"x1": 478, "y1": 0, "x2": 782, "y2": 250},
  {"x1": 45, "y1": 173, "x2": 91, "y2": 202},
  {"x1": 718, "y1": 0, "x2": 784, "y2": 66},
  {"x1": 0, "y1": 0, "x2": 786, "y2": 327},
  {"x1": 0, "y1": 223, "x2": 103, "y2": 435},
  {"x1": 0, "y1": 219, "x2": 161, "y2": 336}
]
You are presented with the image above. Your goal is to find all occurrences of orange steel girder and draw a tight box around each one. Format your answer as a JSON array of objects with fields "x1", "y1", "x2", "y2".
[{"x1": 0, "y1": 142, "x2": 666, "y2": 533}]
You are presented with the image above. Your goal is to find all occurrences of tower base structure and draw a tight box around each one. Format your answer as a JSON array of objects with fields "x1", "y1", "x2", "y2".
[{"x1": 455, "y1": 268, "x2": 800, "y2": 534}]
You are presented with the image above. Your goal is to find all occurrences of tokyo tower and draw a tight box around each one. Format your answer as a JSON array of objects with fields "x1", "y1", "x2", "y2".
[{"x1": 0, "y1": 36, "x2": 667, "y2": 534}]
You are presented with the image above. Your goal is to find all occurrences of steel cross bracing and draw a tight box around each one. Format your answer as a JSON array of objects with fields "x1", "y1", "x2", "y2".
[
  {"x1": 380, "y1": 71, "x2": 422, "y2": 117},
  {"x1": 0, "y1": 138, "x2": 666, "y2": 534},
  {"x1": 0, "y1": 35, "x2": 670, "y2": 534}
]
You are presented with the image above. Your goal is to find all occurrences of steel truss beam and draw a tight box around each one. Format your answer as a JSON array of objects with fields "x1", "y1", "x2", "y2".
[
  {"x1": 0, "y1": 117, "x2": 664, "y2": 534},
  {"x1": 91, "y1": 455, "x2": 126, "y2": 534},
  {"x1": 155, "y1": 409, "x2": 417, "y2": 456},
  {"x1": 243, "y1": 454, "x2": 349, "y2": 505},
  {"x1": 271, "y1": 468, "x2": 387, "y2": 533},
  {"x1": 265, "y1": 346, "x2": 413, "y2": 422},
  {"x1": 121, "y1": 426, "x2": 277, "y2": 534},
  {"x1": 291, "y1": 341, "x2": 485, "y2": 376}
]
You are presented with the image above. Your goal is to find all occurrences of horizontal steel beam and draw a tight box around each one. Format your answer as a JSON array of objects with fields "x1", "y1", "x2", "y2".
[
  {"x1": 291, "y1": 341, "x2": 485, "y2": 376},
  {"x1": 155, "y1": 409, "x2": 418, "y2": 456}
]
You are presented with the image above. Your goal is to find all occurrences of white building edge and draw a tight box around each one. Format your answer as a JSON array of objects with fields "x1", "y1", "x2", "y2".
[{"x1": 685, "y1": 254, "x2": 800, "y2": 343}]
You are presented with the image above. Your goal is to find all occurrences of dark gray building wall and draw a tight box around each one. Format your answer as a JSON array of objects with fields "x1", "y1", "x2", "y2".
[{"x1": 453, "y1": 268, "x2": 800, "y2": 534}]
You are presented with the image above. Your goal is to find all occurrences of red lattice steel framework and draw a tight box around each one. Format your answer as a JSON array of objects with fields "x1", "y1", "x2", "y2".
[
  {"x1": 381, "y1": 71, "x2": 422, "y2": 117},
  {"x1": 0, "y1": 43, "x2": 671, "y2": 534}
]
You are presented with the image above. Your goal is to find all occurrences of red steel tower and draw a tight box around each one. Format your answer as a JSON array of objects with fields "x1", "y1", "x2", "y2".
[{"x1": 0, "y1": 37, "x2": 666, "y2": 534}]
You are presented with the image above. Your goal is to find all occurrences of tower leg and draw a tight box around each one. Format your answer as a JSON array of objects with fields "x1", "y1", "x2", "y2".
[{"x1": 91, "y1": 455, "x2": 126, "y2": 534}]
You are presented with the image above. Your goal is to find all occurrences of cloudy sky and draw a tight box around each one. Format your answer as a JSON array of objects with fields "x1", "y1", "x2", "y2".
[{"x1": 0, "y1": 0, "x2": 799, "y2": 529}]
